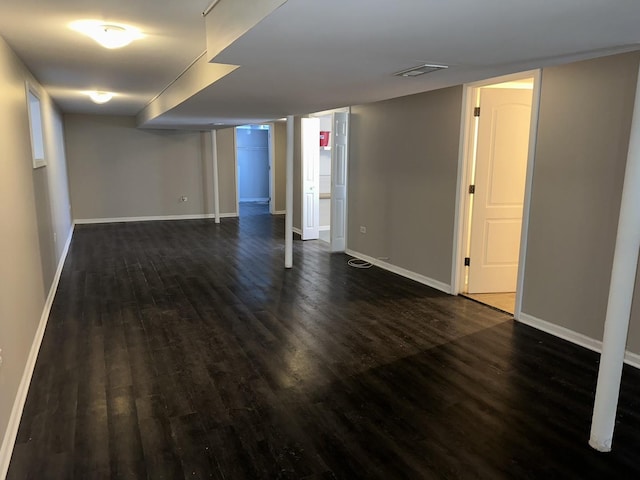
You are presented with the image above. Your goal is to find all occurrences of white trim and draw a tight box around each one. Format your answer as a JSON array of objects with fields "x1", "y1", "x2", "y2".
[
  {"x1": 233, "y1": 127, "x2": 240, "y2": 216},
  {"x1": 346, "y1": 249, "x2": 451, "y2": 294},
  {"x1": 285, "y1": 116, "x2": 294, "y2": 268},
  {"x1": 517, "y1": 312, "x2": 640, "y2": 369},
  {"x1": 210, "y1": 130, "x2": 221, "y2": 225},
  {"x1": 344, "y1": 106, "x2": 351, "y2": 253},
  {"x1": 74, "y1": 213, "x2": 237, "y2": 225},
  {"x1": 292, "y1": 226, "x2": 302, "y2": 236},
  {"x1": 319, "y1": 225, "x2": 330, "y2": 231},
  {"x1": 451, "y1": 85, "x2": 473, "y2": 295},
  {"x1": 514, "y1": 69, "x2": 542, "y2": 318},
  {"x1": 273, "y1": 210, "x2": 286, "y2": 215},
  {"x1": 0, "y1": 225, "x2": 74, "y2": 480},
  {"x1": 268, "y1": 122, "x2": 275, "y2": 214},
  {"x1": 310, "y1": 106, "x2": 350, "y2": 117},
  {"x1": 625, "y1": 351, "x2": 640, "y2": 370}
]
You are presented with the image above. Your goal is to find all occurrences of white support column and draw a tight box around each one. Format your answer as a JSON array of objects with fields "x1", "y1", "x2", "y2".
[
  {"x1": 589, "y1": 63, "x2": 640, "y2": 452},
  {"x1": 285, "y1": 116, "x2": 294, "y2": 268},
  {"x1": 210, "y1": 130, "x2": 221, "y2": 224}
]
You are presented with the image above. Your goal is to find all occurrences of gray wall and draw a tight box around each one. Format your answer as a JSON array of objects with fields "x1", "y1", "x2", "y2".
[
  {"x1": 0, "y1": 36, "x2": 72, "y2": 456},
  {"x1": 346, "y1": 53, "x2": 640, "y2": 355},
  {"x1": 522, "y1": 52, "x2": 640, "y2": 349},
  {"x1": 64, "y1": 116, "x2": 238, "y2": 220},
  {"x1": 273, "y1": 121, "x2": 287, "y2": 213},
  {"x1": 348, "y1": 86, "x2": 464, "y2": 285},
  {"x1": 215, "y1": 127, "x2": 239, "y2": 215}
]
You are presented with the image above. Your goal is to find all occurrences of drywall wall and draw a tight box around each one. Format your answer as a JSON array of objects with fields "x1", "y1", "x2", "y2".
[
  {"x1": 0, "y1": 36, "x2": 72, "y2": 470},
  {"x1": 215, "y1": 127, "x2": 239, "y2": 215},
  {"x1": 200, "y1": 128, "x2": 238, "y2": 217},
  {"x1": 43, "y1": 105, "x2": 72, "y2": 259},
  {"x1": 273, "y1": 121, "x2": 287, "y2": 213},
  {"x1": 522, "y1": 52, "x2": 640, "y2": 351},
  {"x1": 348, "y1": 86, "x2": 464, "y2": 286},
  {"x1": 65, "y1": 115, "x2": 238, "y2": 220}
]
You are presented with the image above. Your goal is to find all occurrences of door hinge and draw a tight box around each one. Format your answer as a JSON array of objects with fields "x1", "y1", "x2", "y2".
[
  {"x1": 464, "y1": 257, "x2": 471, "y2": 266},
  {"x1": 473, "y1": 107, "x2": 481, "y2": 117},
  {"x1": 468, "y1": 185, "x2": 475, "y2": 194}
]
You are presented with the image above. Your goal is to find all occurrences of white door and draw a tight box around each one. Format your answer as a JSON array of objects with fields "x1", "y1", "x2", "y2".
[
  {"x1": 330, "y1": 112, "x2": 349, "y2": 252},
  {"x1": 301, "y1": 117, "x2": 320, "y2": 240},
  {"x1": 467, "y1": 88, "x2": 532, "y2": 293}
]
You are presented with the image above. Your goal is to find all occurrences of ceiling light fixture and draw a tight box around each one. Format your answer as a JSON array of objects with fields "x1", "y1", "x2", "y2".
[
  {"x1": 86, "y1": 91, "x2": 114, "y2": 104},
  {"x1": 394, "y1": 64, "x2": 449, "y2": 77},
  {"x1": 70, "y1": 20, "x2": 144, "y2": 49}
]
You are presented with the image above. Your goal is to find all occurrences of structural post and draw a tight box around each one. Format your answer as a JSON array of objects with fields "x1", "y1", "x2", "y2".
[
  {"x1": 210, "y1": 130, "x2": 221, "y2": 224},
  {"x1": 285, "y1": 116, "x2": 294, "y2": 268},
  {"x1": 589, "y1": 63, "x2": 640, "y2": 452}
]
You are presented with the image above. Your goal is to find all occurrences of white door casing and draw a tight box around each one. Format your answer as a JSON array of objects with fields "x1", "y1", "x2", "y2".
[
  {"x1": 301, "y1": 117, "x2": 320, "y2": 240},
  {"x1": 331, "y1": 111, "x2": 349, "y2": 252},
  {"x1": 467, "y1": 88, "x2": 532, "y2": 293}
]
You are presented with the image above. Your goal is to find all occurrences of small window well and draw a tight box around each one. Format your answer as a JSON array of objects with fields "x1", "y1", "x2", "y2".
[{"x1": 25, "y1": 82, "x2": 46, "y2": 168}]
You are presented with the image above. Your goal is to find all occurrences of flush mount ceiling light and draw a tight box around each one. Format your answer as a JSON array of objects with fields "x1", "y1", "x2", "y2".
[
  {"x1": 86, "y1": 91, "x2": 114, "y2": 104},
  {"x1": 394, "y1": 64, "x2": 449, "y2": 77},
  {"x1": 70, "y1": 20, "x2": 144, "y2": 49}
]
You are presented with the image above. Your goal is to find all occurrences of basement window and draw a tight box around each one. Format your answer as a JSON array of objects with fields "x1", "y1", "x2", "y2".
[{"x1": 25, "y1": 81, "x2": 46, "y2": 168}]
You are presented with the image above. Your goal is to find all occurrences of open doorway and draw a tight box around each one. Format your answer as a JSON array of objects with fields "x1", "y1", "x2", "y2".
[
  {"x1": 300, "y1": 108, "x2": 349, "y2": 251},
  {"x1": 454, "y1": 71, "x2": 541, "y2": 315},
  {"x1": 236, "y1": 124, "x2": 273, "y2": 216}
]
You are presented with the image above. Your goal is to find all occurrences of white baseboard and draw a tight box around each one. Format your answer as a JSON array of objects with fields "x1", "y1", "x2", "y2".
[
  {"x1": 517, "y1": 312, "x2": 640, "y2": 369},
  {"x1": 345, "y1": 249, "x2": 451, "y2": 294},
  {"x1": 272, "y1": 210, "x2": 286, "y2": 215},
  {"x1": 319, "y1": 226, "x2": 330, "y2": 231},
  {"x1": 291, "y1": 227, "x2": 330, "y2": 237},
  {"x1": 74, "y1": 213, "x2": 237, "y2": 225},
  {"x1": 0, "y1": 225, "x2": 74, "y2": 480}
]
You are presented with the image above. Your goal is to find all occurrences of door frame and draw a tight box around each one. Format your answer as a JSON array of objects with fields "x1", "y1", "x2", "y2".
[
  {"x1": 267, "y1": 122, "x2": 275, "y2": 214},
  {"x1": 309, "y1": 107, "x2": 350, "y2": 251},
  {"x1": 300, "y1": 117, "x2": 320, "y2": 240},
  {"x1": 233, "y1": 126, "x2": 240, "y2": 215},
  {"x1": 233, "y1": 124, "x2": 274, "y2": 215},
  {"x1": 451, "y1": 69, "x2": 542, "y2": 319}
]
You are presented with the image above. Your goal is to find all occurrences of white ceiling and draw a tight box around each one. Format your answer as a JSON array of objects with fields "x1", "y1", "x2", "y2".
[{"x1": 1, "y1": 0, "x2": 640, "y2": 129}]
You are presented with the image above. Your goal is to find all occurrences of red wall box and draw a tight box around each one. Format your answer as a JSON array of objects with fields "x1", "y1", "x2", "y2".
[{"x1": 320, "y1": 131, "x2": 330, "y2": 147}]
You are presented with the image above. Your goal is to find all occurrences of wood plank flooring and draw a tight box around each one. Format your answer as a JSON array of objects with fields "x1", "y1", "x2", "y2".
[
  {"x1": 463, "y1": 292, "x2": 516, "y2": 315},
  {"x1": 7, "y1": 205, "x2": 640, "y2": 479}
]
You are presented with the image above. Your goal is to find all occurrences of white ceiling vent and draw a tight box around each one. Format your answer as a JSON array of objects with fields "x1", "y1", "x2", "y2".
[{"x1": 394, "y1": 64, "x2": 448, "y2": 77}]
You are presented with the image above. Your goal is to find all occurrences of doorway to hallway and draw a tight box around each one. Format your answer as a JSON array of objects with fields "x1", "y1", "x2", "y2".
[
  {"x1": 236, "y1": 124, "x2": 272, "y2": 216},
  {"x1": 455, "y1": 72, "x2": 540, "y2": 315},
  {"x1": 300, "y1": 108, "x2": 349, "y2": 252}
]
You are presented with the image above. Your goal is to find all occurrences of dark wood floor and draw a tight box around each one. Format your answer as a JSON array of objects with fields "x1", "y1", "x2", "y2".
[{"x1": 7, "y1": 204, "x2": 640, "y2": 479}]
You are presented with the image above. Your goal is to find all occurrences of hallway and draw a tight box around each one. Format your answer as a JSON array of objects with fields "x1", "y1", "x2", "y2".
[{"x1": 7, "y1": 211, "x2": 640, "y2": 479}]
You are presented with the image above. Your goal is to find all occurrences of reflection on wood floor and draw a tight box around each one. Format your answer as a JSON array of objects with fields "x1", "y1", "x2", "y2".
[
  {"x1": 7, "y1": 208, "x2": 640, "y2": 479},
  {"x1": 463, "y1": 292, "x2": 516, "y2": 314}
]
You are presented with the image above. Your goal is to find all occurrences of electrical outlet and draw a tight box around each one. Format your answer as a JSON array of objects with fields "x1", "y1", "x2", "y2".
[
  {"x1": 360, "y1": 226, "x2": 367, "y2": 234},
  {"x1": 180, "y1": 196, "x2": 188, "y2": 202}
]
